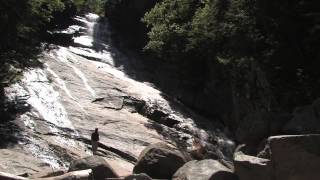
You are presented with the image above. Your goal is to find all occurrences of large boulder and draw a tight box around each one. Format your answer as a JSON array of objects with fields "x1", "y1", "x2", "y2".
[
  {"x1": 69, "y1": 156, "x2": 106, "y2": 172},
  {"x1": 124, "y1": 173, "x2": 152, "y2": 180},
  {"x1": 268, "y1": 135, "x2": 320, "y2": 180},
  {"x1": 68, "y1": 156, "x2": 119, "y2": 180},
  {"x1": 37, "y1": 169, "x2": 91, "y2": 180},
  {"x1": 172, "y1": 159, "x2": 237, "y2": 180},
  {"x1": 92, "y1": 164, "x2": 120, "y2": 180},
  {"x1": 0, "y1": 172, "x2": 27, "y2": 180},
  {"x1": 133, "y1": 142, "x2": 187, "y2": 179},
  {"x1": 234, "y1": 152, "x2": 272, "y2": 180}
]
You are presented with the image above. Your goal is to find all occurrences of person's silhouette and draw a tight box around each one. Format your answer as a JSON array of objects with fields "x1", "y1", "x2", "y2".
[{"x1": 91, "y1": 128, "x2": 99, "y2": 155}]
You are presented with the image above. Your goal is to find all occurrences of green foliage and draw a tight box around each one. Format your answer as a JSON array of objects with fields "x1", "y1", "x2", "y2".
[
  {"x1": 189, "y1": 0, "x2": 230, "y2": 55},
  {"x1": 84, "y1": 0, "x2": 105, "y2": 15},
  {"x1": 73, "y1": 0, "x2": 87, "y2": 10},
  {"x1": 143, "y1": 0, "x2": 199, "y2": 56},
  {"x1": 143, "y1": 0, "x2": 272, "y2": 62},
  {"x1": 143, "y1": 0, "x2": 320, "y2": 107},
  {"x1": 29, "y1": 0, "x2": 65, "y2": 19},
  {"x1": 0, "y1": 0, "x2": 65, "y2": 51},
  {"x1": 0, "y1": 0, "x2": 106, "y2": 87},
  {"x1": 0, "y1": 0, "x2": 106, "y2": 52}
]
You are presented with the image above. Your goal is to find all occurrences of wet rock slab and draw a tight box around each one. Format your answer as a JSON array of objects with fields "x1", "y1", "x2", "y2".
[{"x1": 1, "y1": 13, "x2": 233, "y2": 176}]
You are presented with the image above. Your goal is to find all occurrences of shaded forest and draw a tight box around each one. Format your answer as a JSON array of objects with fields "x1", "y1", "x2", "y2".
[{"x1": 106, "y1": 0, "x2": 320, "y2": 124}]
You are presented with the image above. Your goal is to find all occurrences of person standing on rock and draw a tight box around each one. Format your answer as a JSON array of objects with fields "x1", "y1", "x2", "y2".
[{"x1": 91, "y1": 128, "x2": 99, "y2": 155}]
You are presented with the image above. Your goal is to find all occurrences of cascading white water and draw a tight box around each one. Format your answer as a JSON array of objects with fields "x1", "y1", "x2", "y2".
[
  {"x1": 2, "y1": 12, "x2": 234, "y2": 174},
  {"x1": 6, "y1": 69, "x2": 78, "y2": 168}
]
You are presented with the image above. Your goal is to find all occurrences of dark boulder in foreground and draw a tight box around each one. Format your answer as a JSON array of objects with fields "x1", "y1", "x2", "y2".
[
  {"x1": 124, "y1": 173, "x2": 152, "y2": 180},
  {"x1": 133, "y1": 142, "x2": 187, "y2": 179},
  {"x1": 92, "y1": 163, "x2": 119, "y2": 180},
  {"x1": 0, "y1": 171, "x2": 27, "y2": 180},
  {"x1": 69, "y1": 156, "x2": 106, "y2": 172},
  {"x1": 234, "y1": 152, "x2": 272, "y2": 180},
  {"x1": 235, "y1": 134, "x2": 320, "y2": 180},
  {"x1": 68, "y1": 156, "x2": 119, "y2": 180},
  {"x1": 269, "y1": 135, "x2": 320, "y2": 180},
  {"x1": 173, "y1": 159, "x2": 237, "y2": 180}
]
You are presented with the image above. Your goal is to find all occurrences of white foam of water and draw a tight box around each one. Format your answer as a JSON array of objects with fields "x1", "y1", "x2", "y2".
[
  {"x1": 52, "y1": 48, "x2": 97, "y2": 98},
  {"x1": 23, "y1": 69, "x2": 74, "y2": 130},
  {"x1": 6, "y1": 78, "x2": 75, "y2": 168},
  {"x1": 21, "y1": 113, "x2": 36, "y2": 130},
  {"x1": 22, "y1": 69, "x2": 81, "y2": 151},
  {"x1": 73, "y1": 35, "x2": 93, "y2": 47},
  {"x1": 47, "y1": 66, "x2": 75, "y2": 100},
  {"x1": 69, "y1": 64, "x2": 97, "y2": 97},
  {"x1": 85, "y1": 13, "x2": 99, "y2": 35},
  {"x1": 24, "y1": 136, "x2": 63, "y2": 169},
  {"x1": 71, "y1": 13, "x2": 166, "y2": 104},
  {"x1": 46, "y1": 65, "x2": 88, "y2": 114},
  {"x1": 72, "y1": 13, "x2": 99, "y2": 47},
  {"x1": 74, "y1": 16, "x2": 88, "y2": 24},
  {"x1": 85, "y1": 13, "x2": 99, "y2": 21},
  {"x1": 68, "y1": 46, "x2": 114, "y2": 66},
  {"x1": 55, "y1": 25, "x2": 83, "y2": 34}
]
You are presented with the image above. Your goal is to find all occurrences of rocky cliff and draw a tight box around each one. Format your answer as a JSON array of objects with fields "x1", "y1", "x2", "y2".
[
  {"x1": 0, "y1": 13, "x2": 234, "y2": 177},
  {"x1": 1, "y1": 1, "x2": 320, "y2": 179}
]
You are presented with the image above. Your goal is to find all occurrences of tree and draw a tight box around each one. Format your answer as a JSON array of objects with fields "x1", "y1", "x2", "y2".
[{"x1": 143, "y1": 0, "x2": 320, "y2": 109}]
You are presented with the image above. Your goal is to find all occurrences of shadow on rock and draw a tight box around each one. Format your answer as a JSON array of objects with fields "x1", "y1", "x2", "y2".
[
  {"x1": 0, "y1": 122, "x2": 22, "y2": 148},
  {"x1": 0, "y1": 87, "x2": 29, "y2": 148}
]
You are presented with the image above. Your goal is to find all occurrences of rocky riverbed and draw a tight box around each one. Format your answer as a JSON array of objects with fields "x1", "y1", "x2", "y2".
[{"x1": 0, "y1": 13, "x2": 234, "y2": 177}]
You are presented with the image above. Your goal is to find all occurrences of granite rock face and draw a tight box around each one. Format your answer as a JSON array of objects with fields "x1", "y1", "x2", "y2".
[{"x1": 1, "y1": 13, "x2": 233, "y2": 176}]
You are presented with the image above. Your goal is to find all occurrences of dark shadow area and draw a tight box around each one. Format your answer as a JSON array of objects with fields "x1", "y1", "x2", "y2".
[
  {"x1": 92, "y1": 18, "x2": 109, "y2": 53},
  {"x1": 101, "y1": 0, "x2": 216, "y2": 119},
  {"x1": 0, "y1": 87, "x2": 30, "y2": 148},
  {"x1": 0, "y1": 122, "x2": 23, "y2": 148},
  {"x1": 143, "y1": 117, "x2": 233, "y2": 161},
  {"x1": 91, "y1": 18, "x2": 139, "y2": 74},
  {"x1": 101, "y1": 2, "x2": 320, "y2": 159},
  {"x1": 90, "y1": 16, "x2": 226, "y2": 125},
  {"x1": 0, "y1": 38, "x2": 46, "y2": 148},
  {"x1": 73, "y1": 135, "x2": 137, "y2": 163},
  {"x1": 90, "y1": 16, "x2": 221, "y2": 117},
  {"x1": 144, "y1": 121, "x2": 190, "y2": 150}
]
